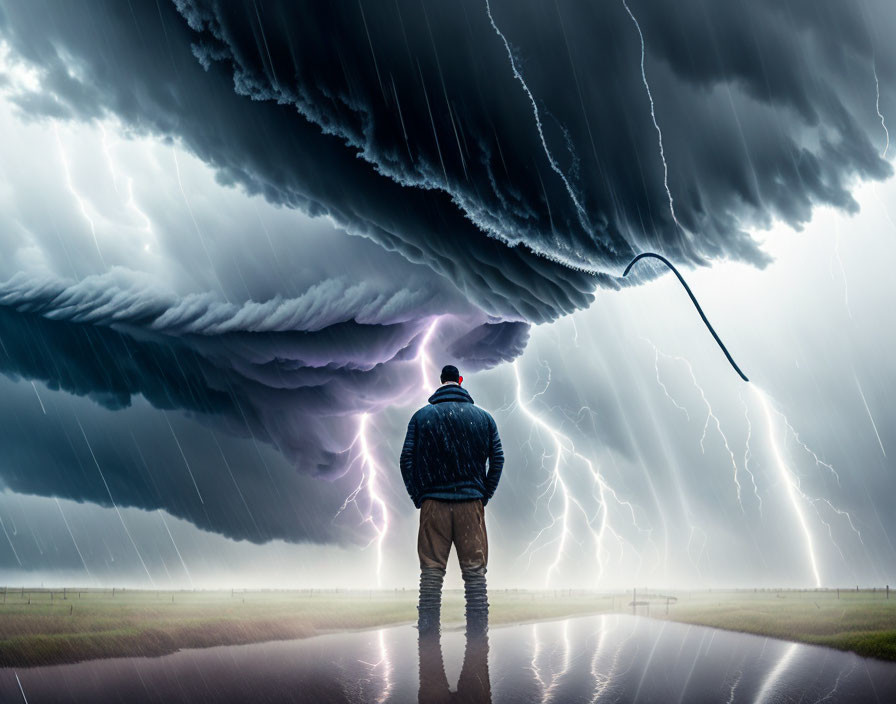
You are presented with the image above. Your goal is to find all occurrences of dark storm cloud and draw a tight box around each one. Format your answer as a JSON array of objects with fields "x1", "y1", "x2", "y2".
[
  {"x1": 0, "y1": 269, "x2": 513, "y2": 475},
  {"x1": 0, "y1": 0, "x2": 600, "y2": 323},
  {"x1": 0, "y1": 269, "x2": 522, "y2": 544},
  {"x1": 0, "y1": 0, "x2": 892, "y2": 298},
  {"x1": 0, "y1": 375, "x2": 363, "y2": 546},
  {"x1": 157, "y1": 0, "x2": 891, "y2": 265},
  {"x1": 0, "y1": 0, "x2": 894, "y2": 550}
]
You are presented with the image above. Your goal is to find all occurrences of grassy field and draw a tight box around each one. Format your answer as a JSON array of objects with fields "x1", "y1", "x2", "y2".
[
  {"x1": 3, "y1": 587, "x2": 896, "y2": 668},
  {"x1": 0, "y1": 587, "x2": 617, "y2": 668},
  {"x1": 648, "y1": 588, "x2": 896, "y2": 662}
]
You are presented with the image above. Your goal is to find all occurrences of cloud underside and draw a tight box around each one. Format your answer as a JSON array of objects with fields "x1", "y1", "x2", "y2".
[{"x1": 0, "y1": 0, "x2": 892, "y2": 545}]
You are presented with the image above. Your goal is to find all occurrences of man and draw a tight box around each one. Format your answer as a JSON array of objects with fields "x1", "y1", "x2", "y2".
[{"x1": 400, "y1": 364, "x2": 504, "y2": 635}]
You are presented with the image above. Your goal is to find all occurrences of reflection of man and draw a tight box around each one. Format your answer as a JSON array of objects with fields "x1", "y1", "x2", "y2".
[
  {"x1": 418, "y1": 632, "x2": 492, "y2": 704},
  {"x1": 400, "y1": 364, "x2": 504, "y2": 635}
]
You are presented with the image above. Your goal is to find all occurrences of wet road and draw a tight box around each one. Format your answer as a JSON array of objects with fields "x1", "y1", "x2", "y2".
[{"x1": 3, "y1": 614, "x2": 896, "y2": 703}]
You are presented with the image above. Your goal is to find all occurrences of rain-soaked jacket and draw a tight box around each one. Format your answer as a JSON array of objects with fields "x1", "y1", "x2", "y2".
[{"x1": 400, "y1": 384, "x2": 504, "y2": 508}]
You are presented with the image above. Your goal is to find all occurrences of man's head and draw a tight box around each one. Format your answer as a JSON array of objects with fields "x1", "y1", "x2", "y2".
[{"x1": 440, "y1": 364, "x2": 463, "y2": 385}]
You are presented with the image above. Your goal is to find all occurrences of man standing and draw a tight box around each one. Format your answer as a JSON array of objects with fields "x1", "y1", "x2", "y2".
[{"x1": 400, "y1": 364, "x2": 504, "y2": 635}]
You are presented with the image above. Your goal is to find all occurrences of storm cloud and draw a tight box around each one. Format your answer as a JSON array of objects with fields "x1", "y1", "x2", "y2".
[{"x1": 0, "y1": 0, "x2": 893, "y2": 549}]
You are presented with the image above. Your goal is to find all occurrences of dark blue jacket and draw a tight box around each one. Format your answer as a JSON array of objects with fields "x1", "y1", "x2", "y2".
[{"x1": 400, "y1": 384, "x2": 504, "y2": 508}]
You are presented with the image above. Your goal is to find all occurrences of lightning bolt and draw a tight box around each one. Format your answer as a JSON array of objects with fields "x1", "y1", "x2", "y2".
[
  {"x1": 339, "y1": 318, "x2": 441, "y2": 585},
  {"x1": 417, "y1": 317, "x2": 440, "y2": 392},
  {"x1": 874, "y1": 60, "x2": 890, "y2": 158},
  {"x1": 54, "y1": 123, "x2": 106, "y2": 266},
  {"x1": 649, "y1": 343, "x2": 689, "y2": 422},
  {"x1": 741, "y1": 394, "x2": 762, "y2": 516},
  {"x1": 643, "y1": 331, "x2": 862, "y2": 586},
  {"x1": 621, "y1": 0, "x2": 684, "y2": 232},
  {"x1": 99, "y1": 124, "x2": 156, "y2": 249},
  {"x1": 485, "y1": 0, "x2": 592, "y2": 233},
  {"x1": 752, "y1": 387, "x2": 821, "y2": 587},
  {"x1": 512, "y1": 360, "x2": 646, "y2": 586},
  {"x1": 356, "y1": 413, "x2": 389, "y2": 588},
  {"x1": 768, "y1": 396, "x2": 841, "y2": 487},
  {"x1": 645, "y1": 339, "x2": 756, "y2": 513}
]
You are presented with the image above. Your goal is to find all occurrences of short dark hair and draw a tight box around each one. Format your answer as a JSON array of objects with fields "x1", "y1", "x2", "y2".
[{"x1": 440, "y1": 364, "x2": 460, "y2": 383}]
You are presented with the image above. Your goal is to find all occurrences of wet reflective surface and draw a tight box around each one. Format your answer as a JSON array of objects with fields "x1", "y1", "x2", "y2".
[{"x1": 3, "y1": 614, "x2": 896, "y2": 702}]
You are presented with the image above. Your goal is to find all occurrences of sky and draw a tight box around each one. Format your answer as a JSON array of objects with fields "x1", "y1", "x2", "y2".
[{"x1": 0, "y1": 0, "x2": 893, "y2": 591}]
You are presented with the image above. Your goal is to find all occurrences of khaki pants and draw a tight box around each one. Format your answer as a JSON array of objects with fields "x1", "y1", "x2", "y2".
[
  {"x1": 417, "y1": 499, "x2": 488, "y2": 571},
  {"x1": 417, "y1": 499, "x2": 489, "y2": 633}
]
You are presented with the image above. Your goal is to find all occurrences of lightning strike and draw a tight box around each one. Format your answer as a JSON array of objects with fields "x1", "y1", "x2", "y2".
[
  {"x1": 417, "y1": 318, "x2": 440, "y2": 392},
  {"x1": 54, "y1": 123, "x2": 106, "y2": 266},
  {"x1": 340, "y1": 318, "x2": 441, "y2": 585},
  {"x1": 512, "y1": 360, "x2": 645, "y2": 586},
  {"x1": 752, "y1": 387, "x2": 821, "y2": 587},
  {"x1": 621, "y1": 0, "x2": 683, "y2": 231},
  {"x1": 357, "y1": 413, "x2": 389, "y2": 587},
  {"x1": 485, "y1": 0, "x2": 592, "y2": 233},
  {"x1": 647, "y1": 340, "x2": 753, "y2": 513},
  {"x1": 874, "y1": 61, "x2": 890, "y2": 158},
  {"x1": 769, "y1": 402, "x2": 841, "y2": 487},
  {"x1": 741, "y1": 395, "x2": 763, "y2": 516},
  {"x1": 648, "y1": 342, "x2": 689, "y2": 421}
]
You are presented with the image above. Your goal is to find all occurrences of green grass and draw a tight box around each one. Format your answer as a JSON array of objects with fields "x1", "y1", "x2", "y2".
[
  {"x1": 646, "y1": 589, "x2": 896, "y2": 661},
  {"x1": 0, "y1": 588, "x2": 616, "y2": 668},
  {"x1": 4, "y1": 587, "x2": 896, "y2": 668}
]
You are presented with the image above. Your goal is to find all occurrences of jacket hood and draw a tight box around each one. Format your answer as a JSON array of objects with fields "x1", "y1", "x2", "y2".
[{"x1": 428, "y1": 384, "x2": 475, "y2": 405}]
